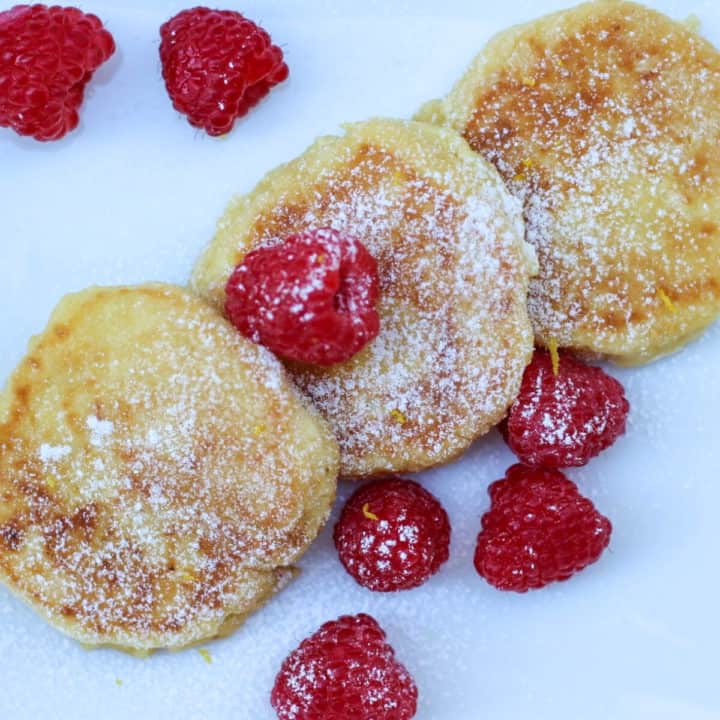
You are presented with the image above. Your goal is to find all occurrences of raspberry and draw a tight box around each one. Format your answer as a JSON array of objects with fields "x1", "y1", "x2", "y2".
[
  {"x1": 159, "y1": 7, "x2": 288, "y2": 136},
  {"x1": 271, "y1": 613, "x2": 418, "y2": 720},
  {"x1": 0, "y1": 4, "x2": 115, "y2": 141},
  {"x1": 474, "y1": 464, "x2": 612, "y2": 592},
  {"x1": 500, "y1": 349, "x2": 629, "y2": 468},
  {"x1": 333, "y1": 477, "x2": 450, "y2": 592},
  {"x1": 225, "y1": 228, "x2": 380, "y2": 366}
]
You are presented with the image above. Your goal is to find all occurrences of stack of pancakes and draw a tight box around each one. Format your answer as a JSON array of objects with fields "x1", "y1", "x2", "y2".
[{"x1": 1, "y1": 0, "x2": 719, "y2": 653}]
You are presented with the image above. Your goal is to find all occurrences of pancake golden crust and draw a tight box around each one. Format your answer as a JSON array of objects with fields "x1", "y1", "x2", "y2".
[
  {"x1": 0, "y1": 284, "x2": 338, "y2": 651},
  {"x1": 430, "y1": 0, "x2": 720, "y2": 364},
  {"x1": 192, "y1": 118, "x2": 536, "y2": 478}
]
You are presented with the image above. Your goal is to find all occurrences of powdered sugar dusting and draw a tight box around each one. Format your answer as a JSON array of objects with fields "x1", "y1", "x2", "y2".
[
  {"x1": 87, "y1": 415, "x2": 114, "y2": 447},
  {"x1": 454, "y1": 2, "x2": 720, "y2": 360},
  {"x1": 38, "y1": 444, "x2": 71, "y2": 464}
]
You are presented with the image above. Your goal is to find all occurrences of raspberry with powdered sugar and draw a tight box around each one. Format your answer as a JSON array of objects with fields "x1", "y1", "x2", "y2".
[
  {"x1": 225, "y1": 228, "x2": 380, "y2": 366},
  {"x1": 333, "y1": 477, "x2": 451, "y2": 592},
  {"x1": 500, "y1": 348, "x2": 630, "y2": 468},
  {"x1": 271, "y1": 613, "x2": 418, "y2": 720}
]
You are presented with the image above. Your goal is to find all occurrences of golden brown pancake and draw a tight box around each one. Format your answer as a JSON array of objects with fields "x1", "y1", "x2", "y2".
[
  {"x1": 422, "y1": 0, "x2": 720, "y2": 364},
  {"x1": 0, "y1": 284, "x2": 338, "y2": 652},
  {"x1": 192, "y1": 118, "x2": 536, "y2": 478}
]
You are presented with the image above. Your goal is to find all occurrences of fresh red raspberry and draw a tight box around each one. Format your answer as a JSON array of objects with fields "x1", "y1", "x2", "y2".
[
  {"x1": 225, "y1": 228, "x2": 380, "y2": 366},
  {"x1": 0, "y1": 4, "x2": 115, "y2": 141},
  {"x1": 159, "y1": 7, "x2": 288, "y2": 136},
  {"x1": 500, "y1": 349, "x2": 629, "y2": 468},
  {"x1": 271, "y1": 613, "x2": 418, "y2": 720},
  {"x1": 474, "y1": 464, "x2": 612, "y2": 592},
  {"x1": 333, "y1": 477, "x2": 450, "y2": 592}
]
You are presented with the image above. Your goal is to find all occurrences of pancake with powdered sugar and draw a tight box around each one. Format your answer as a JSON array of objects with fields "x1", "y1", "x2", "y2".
[
  {"x1": 192, "y1": 118, "x2": 536, "y2": 478},
  {"x1": 0, "y1": 284, "x2": 338, "y2": 652},
  {"x1": 419, "y1": 0, "x2": 720, "y2": 364}
]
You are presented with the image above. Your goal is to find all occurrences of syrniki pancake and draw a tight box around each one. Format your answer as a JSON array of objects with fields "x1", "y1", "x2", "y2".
[
  {"x1": 0, "y1": 284, "x2": 338, "y2": 652},
  {"x1": 421, "y1": 0, "x2": 720, "y2": 364},
  {"x1": 192, "y1": 118, "x2": 536, "y2": 479}
]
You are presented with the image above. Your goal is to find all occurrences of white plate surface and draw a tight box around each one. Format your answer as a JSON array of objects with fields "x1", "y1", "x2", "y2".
[{"x1": 1, "y1": 1, "x2": 720, "y2": 718}]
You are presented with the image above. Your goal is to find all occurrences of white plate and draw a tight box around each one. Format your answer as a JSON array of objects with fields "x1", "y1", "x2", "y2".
[{"x1": 1, "y1": 1, "x2": 720, "y2": 718}]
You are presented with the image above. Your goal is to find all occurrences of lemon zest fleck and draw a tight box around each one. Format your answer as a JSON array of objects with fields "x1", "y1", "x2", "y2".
[
  {"x1": 658, "y1": 288, "x2": 677, "y2": 313},
  {"x1": 252, "y1": 423, "x2": 266, "y2": 437},
  {"x1": 513, "y1": 172, "x2": 526, "y2": 183},
  {"x1": 390, "y1": 409, "x2": 407, "y2": 424},
  {"x1": 181, "y1": 571, "x2": 196, "y2": 583},
  {"x1": 548, "y1": 338, "x2": 560, "y2": 376},
  {"x1": 362, "y1": 503, "x2": 379, "y2": 522},
  {"x1": 198, "y1": 648, "x2": 213, "y2": 664},
  {"x1": 522, "y1": 77, "x2": 536, "y2": 87},
  {"x1": 46, "y1": 476, "x2": 57, "y2": 490},
  {"x1": 521, "y1": 158, "x2": 533, "y2": 169},
  {"x1": 115, "y1": 678, "x2": 123, "y2": 687}
]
